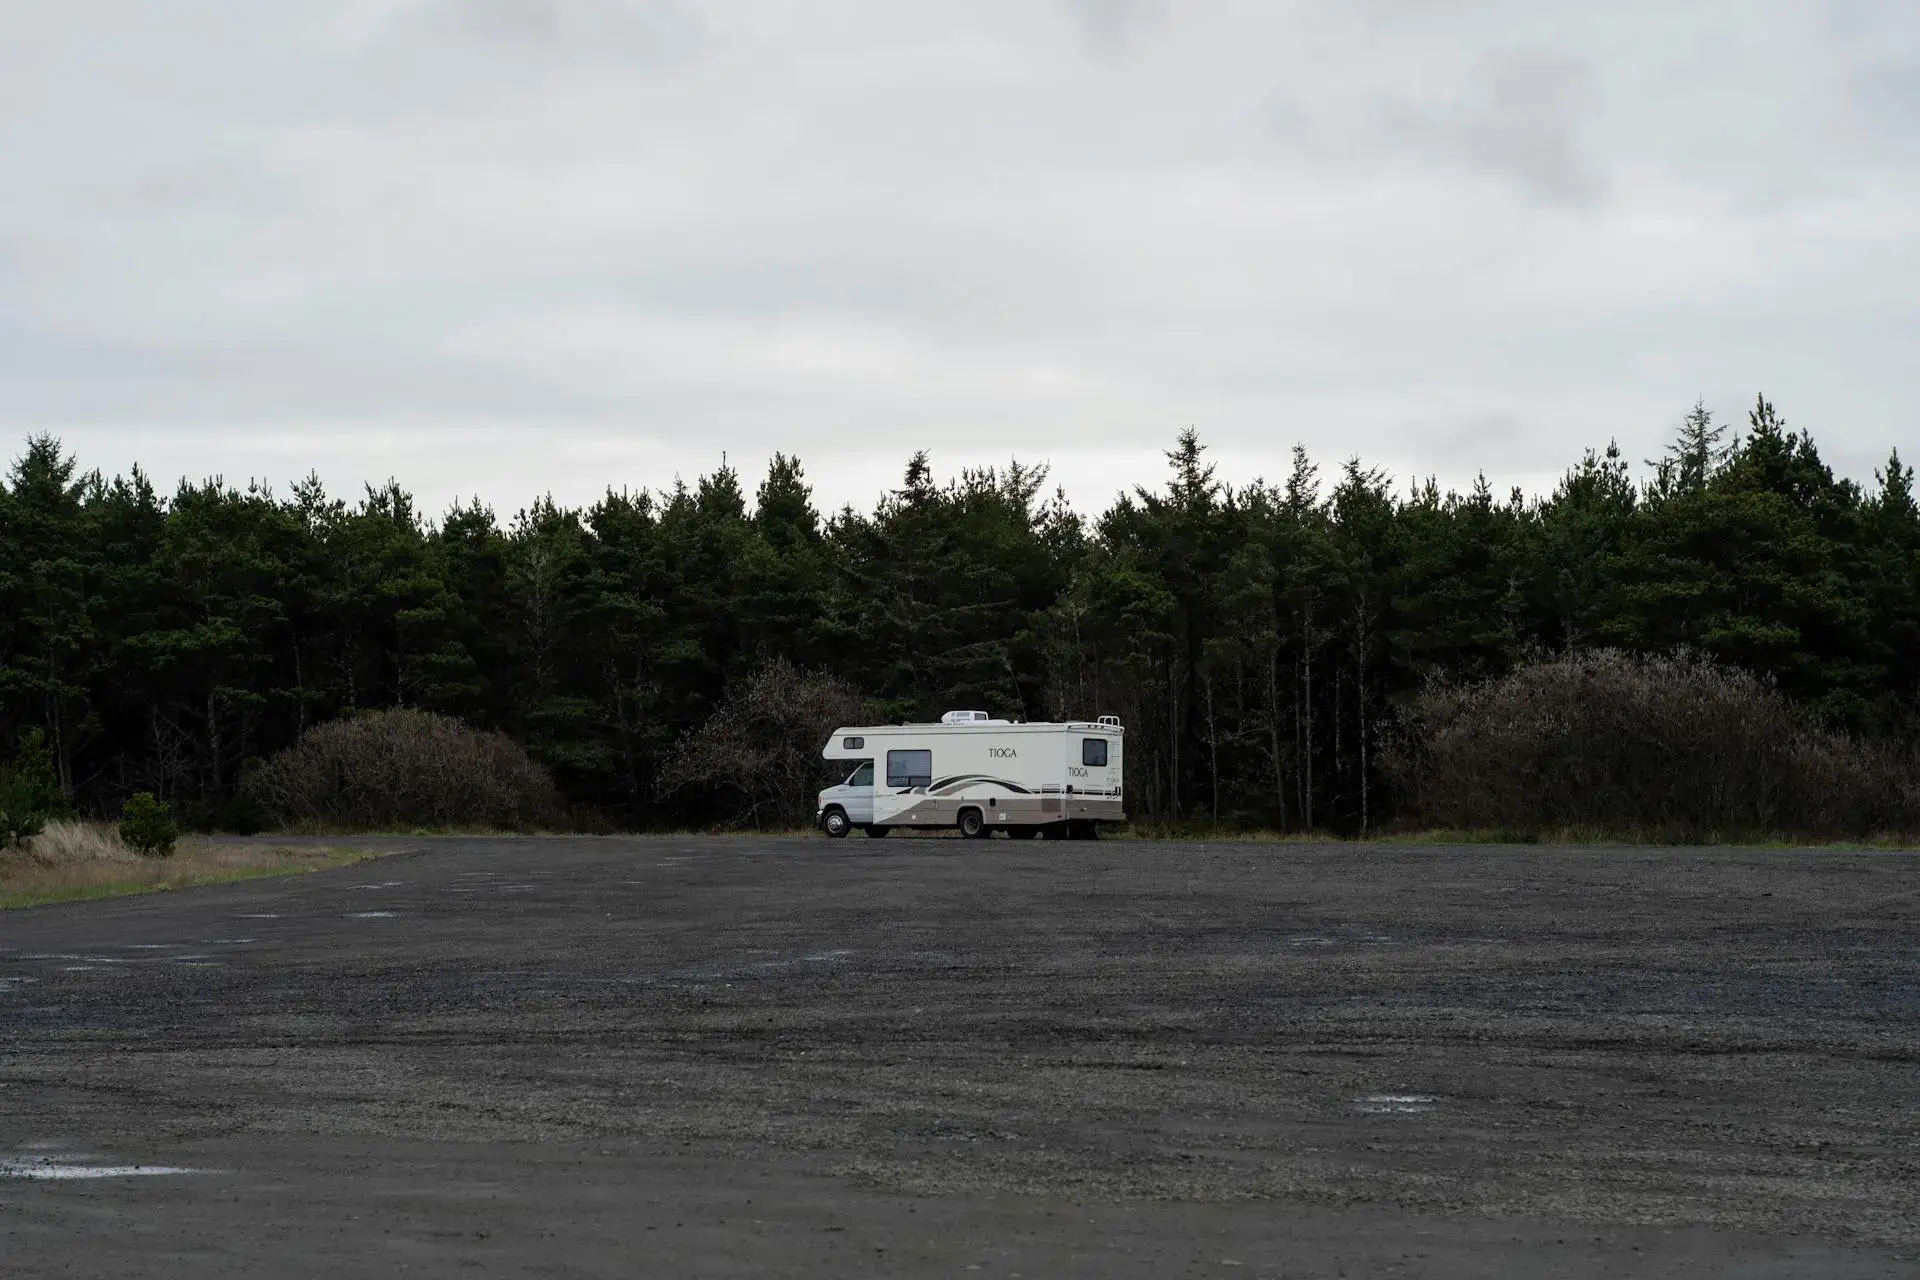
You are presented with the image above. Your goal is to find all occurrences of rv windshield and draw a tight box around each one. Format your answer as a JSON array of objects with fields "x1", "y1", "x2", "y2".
[{"x1": 846, "y1": 761, "x2": 874, "y2": 787}]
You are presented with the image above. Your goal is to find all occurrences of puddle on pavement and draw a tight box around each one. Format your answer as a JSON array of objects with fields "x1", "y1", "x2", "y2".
[
  {"x1": 2, "y1": 1142, "x2": 210, "y2": 1180},
  {"x1": 1, "y1": 1159, "x2": 201, "y2": 1180},
  {"x1": 1285, "y1": 931, "x2": 1394, "y2": 948},
  {"x1": 31, "y1": 951, "x2": 223, "y2": 967}
]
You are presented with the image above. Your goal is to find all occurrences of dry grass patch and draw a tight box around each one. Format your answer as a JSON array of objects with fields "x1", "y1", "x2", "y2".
[{"x1": 1, "y1": 820, "x2": 380, "y2": 910}]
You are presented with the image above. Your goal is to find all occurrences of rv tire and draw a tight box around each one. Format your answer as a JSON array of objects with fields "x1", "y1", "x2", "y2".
[
  {"x1": 1068, "y1": 820, "x2": 1098, "y2": 841},
  {"x1": 864, "y1": 825, "x2": 890, "y2": 839},
  {"x1": 957, "y1": 807, "x2": 987, "y2": 839},
  {"x1": 822, "y1": 808, "x2": 850, "y2": 839}
]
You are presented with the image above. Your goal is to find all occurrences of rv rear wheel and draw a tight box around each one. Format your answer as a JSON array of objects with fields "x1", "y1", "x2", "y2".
[
  {"x1": 957, "y1": 807, "x2": 987, "y2": 839},
  {"x1": 864, "y1": 825, "x2": 890, "y2": 838},
  {"x1": 822, "y1": 808, "x2": 850, "y2": 838},
  {"x1": 1068, "y1": 820, "x2": 1098, "y2": 840}
]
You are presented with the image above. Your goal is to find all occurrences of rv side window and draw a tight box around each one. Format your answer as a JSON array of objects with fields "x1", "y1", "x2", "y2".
[
  {"x1": 887, "y1": 749, "x2": 932, "y2": 788},
  {"x1": 1082, "y1": 738, "x2": 1108, "y2": 767},
  {"x1": 848, "y1": 761, "x2": 873, "y2": 787},
  {"x1": 843, "y1": 736, "x2": 864, "y2": 750}
]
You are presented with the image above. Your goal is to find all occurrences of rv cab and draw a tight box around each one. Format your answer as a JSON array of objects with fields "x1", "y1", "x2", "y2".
[{"x1": 818, "y1": 759, "x2": 876, "y2": 833}]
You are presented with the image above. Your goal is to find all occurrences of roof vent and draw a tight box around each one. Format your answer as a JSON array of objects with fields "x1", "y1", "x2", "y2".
[{"x1": 941, "y1": 710, "x2": 991, "y2": 725}]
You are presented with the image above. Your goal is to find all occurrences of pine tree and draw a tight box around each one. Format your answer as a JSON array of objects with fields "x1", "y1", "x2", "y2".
[
  {"x1": 1649, "y1": 398, "x2": 1734, "y2": 497},
  {"x1": 1, "y1": 436, "x2": 94, "y2": 796}
]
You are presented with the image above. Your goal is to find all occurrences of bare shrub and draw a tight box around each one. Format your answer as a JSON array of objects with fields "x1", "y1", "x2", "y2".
[
  {"x1": 240, "y1": 710, "x2": 562, "y2": 831},
  {"x1": 1383, "y1": 649, "x2": 1920, "y2": 840},
  {"x1": 658, "y1": 659, "x2": 872, "y2": 829}
]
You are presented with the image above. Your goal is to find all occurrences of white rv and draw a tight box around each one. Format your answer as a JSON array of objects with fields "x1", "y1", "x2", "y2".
[{"x1": 816, "y1": 710, "x2": 1125, "y2": 839}]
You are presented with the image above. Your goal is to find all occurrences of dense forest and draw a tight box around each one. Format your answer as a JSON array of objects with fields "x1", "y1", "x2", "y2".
[{"x1": 1, "y1": 394, "x2": 1916, "y2": 832}]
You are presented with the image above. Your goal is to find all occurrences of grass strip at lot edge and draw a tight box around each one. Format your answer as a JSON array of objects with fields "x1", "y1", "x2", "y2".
[
  {"x1": 236, "y1": 824, "x2": 1918, "y2": 850},
  {"x1": 0, "y1": 846, "x2": 386, "y2": 911}
]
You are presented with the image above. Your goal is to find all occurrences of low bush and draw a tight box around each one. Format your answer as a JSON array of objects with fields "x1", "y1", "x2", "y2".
[
  {"x1": 1383, "y1": 649, "x2": 1920, "y2": 841},
  {"x1": 119, "y1": 792, "x2": 178, "y2": 858},
  {"x1": 240, "y1": 709, "x2": 562, "y2": 832}
]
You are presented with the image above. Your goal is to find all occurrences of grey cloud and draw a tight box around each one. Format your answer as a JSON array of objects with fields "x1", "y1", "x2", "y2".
[
  {"x1": 1855, "y1": 58, "x2": 1920, "y2": 151},
  {"x1": 376, "y1": 0, "x2": 705, "y2": 74},
  {"x1": 1062, "y1": 0, "x2": 1166, "y2": 55},
  {"x1": 456, "y1": 0, "x2": 572, "y2": 47},
  {"x1": 1445, "y1": 49, "x2": 1606, "y2": 205},
  {"x1": 1823, "y1": 0, "x2": 1920, "y2": 40},
  {"x1": 1282, "y1": 47, "x2": 1607, "y2": 206}
]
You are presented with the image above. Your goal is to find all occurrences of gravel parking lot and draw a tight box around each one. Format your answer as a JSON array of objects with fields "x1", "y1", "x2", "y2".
[{"x1": 2, "y1": 835, "x2": 1915, "y2": 1278}]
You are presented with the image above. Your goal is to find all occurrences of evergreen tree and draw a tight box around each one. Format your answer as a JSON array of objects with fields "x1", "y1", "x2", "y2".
[
  {"x1": 1531, "y1": 442, "x2": 1635, "y2": 648},
  {"x1": 0, "y1": 436, "x2": 95, "y2": 796},
  {"x1": 1648, "y1": 398, "x2": 1734, "y2": 497},
  {"x1": 1860, "y1": 449, "x2": 1920, "y2": 733}
]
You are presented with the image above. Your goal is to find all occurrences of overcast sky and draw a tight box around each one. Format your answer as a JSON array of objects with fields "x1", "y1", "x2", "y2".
[{"x1": 3, "y1": 1, "x2": 1917, "y2": 519}]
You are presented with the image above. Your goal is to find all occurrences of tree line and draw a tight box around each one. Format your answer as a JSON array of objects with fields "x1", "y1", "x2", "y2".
[{"x1": 1, "y1": 394, "x2": 1915, "y2": 831}]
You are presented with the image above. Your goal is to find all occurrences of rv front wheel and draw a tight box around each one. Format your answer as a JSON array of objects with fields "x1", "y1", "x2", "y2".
[
  {"x1": 957, "y1": 807, "x2": 987, "y2": 839},
  {"x1": 822, "y1": 808, "x2": 850, "y2": 838}
]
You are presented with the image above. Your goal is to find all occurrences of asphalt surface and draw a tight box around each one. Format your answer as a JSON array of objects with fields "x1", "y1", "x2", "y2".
[{"x1": 1, "y1": 835, "x2": 1915, "y2": 1278}]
